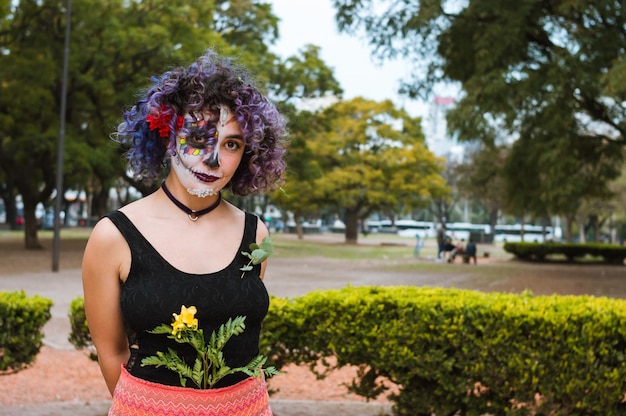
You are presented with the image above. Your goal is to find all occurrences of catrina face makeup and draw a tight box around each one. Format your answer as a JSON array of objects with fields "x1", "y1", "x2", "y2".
[{"x1": 170, "y1": 106, "x2": 245, "y2": 197}]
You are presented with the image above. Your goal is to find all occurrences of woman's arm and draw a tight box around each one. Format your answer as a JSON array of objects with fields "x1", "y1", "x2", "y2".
[
  {"x1": 256, "y1": 218, "x2": 270, "y2": 280},
  {"x1": 82, "y1": 218, "x2": 130, "y2": 396}
]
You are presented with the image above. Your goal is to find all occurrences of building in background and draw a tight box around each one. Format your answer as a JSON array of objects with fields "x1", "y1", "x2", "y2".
[{"x1": 424, "y1": 96, "x2": 467, "y2": 162}]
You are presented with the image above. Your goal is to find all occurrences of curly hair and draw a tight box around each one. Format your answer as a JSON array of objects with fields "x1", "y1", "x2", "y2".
[{"x1": 115, "y1": 49, "x2": 287, "y2": 195}]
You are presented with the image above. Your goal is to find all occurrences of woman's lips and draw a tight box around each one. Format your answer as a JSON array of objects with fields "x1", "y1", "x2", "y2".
[{"x1": 193, "y1": 171, "x2": 220, "y2": 183}]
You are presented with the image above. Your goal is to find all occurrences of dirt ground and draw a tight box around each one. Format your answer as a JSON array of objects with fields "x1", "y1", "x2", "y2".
[{"x1": 1, "y1": 231, "x2": 626, "y2": 415}]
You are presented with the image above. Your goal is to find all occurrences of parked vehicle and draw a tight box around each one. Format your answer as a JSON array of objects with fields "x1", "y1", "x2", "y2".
[
  {"x1": 446, "y1": 222, "x2": 492, "y2": 241},
  {"x1": 494, "y1": 224, "x2": 562, "y2": 243}
]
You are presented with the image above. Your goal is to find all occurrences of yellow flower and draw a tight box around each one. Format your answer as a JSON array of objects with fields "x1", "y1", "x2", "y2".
[
  {"x1": 171, "y1": 321, "x2": 186, "y2": 337},
  {"x1": 171, "y1": 305, "x2": 198, "y2": 336}
]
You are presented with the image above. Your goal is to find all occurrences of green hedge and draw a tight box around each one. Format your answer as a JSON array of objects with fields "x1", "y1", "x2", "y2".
[
  {"x1": 504, "y1": 242, "x2": 626, "y2": 264},
  {"x1": 0, "y1": 291, "x2": 53, "y2": 372},
  {"x1": 263, "y1": 287, "x2": 626, "y2": 416},
  {"x1": 68, "y1": 297, "x2": 97, "y2": 361},
  {"x1": 69, "y1": 288, "x2": 626, "y2": 415}
]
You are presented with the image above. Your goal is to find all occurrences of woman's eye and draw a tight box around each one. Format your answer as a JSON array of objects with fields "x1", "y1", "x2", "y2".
[
  {"x1": 186, "y1": 130, "x2": 211, "y2": 148},
  {"x1": 224, "y1": 140, "x2": 242, "y2": 151}
]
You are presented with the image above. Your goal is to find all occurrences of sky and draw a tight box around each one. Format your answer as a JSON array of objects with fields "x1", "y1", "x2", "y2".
[{"x1": 266, "y1": 0, "x2": 430, "y2": 119}]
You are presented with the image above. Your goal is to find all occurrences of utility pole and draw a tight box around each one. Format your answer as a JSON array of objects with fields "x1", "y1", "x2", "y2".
[{"x1": 52, "y1": 0, "x2": 72, "y2": 272}]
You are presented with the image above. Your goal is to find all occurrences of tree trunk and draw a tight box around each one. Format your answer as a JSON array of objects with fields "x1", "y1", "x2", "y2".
[
  {"x1": 293, "y1": 211, "x2": 304, "y2": 240},
  {"x1": 1, "y1": 190, "x2": 18, "y2": 230},
  {"x1": 565, "y1": 214, "x2": 574, "y2": 243},
  {"x1": 295, "y1": 219, "x2": 304, "y2": 239},
  {"x1": 589, "y1": 214, "x2": 599, "y2": 242},
  {"x1": 22, "y1": 198, "x2": 42, "y2": 249},
  {"x1": 488, "y1": 208, "x2": 498, "y2": 242},
  {"x1": 0, "y1": 180, "x2": 16, "y2": 228},
  {"x1": 92, "y1": 186, "x2": 110, "y2": 218},
  {"x1": 344, "y1": 209, "x2": 359, "y2": 244}
]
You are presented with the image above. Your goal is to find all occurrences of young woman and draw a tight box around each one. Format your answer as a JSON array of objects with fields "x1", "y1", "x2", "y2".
[{"x1": 82, "y1": 50, "x2": 287, "y2": 415}]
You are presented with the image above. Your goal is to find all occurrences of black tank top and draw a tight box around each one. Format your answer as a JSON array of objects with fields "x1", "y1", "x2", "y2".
[{"x1": 105, "y1": 211, "x2": 270, "y2": 388}]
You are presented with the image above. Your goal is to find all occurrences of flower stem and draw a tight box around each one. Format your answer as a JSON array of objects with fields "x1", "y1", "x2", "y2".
[{"x1": 203, "y1": 353, "x2": 209, "y2": 389}]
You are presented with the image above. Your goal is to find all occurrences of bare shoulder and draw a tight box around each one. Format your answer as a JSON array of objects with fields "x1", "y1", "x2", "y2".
[
  {"x1": 86, "y1": 216, "x2": 125, "y2": 248},
  {"x1": 83, "y1": 215, "x2": 129, "y2": 280},
  {"x1": 256, "y1": 216, "x2": 269, "y2": 242}
]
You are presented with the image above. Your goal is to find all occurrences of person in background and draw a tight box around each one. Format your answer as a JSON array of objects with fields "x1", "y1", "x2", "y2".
[
  {"x1": 455, "y1": 239, "x2": 465, "y2": 256},
  {"x1": 436, "y1": 224, "x2": 447, "y2": 261},
  {"x1": 465, "y1": 238, "x2": 478, "y2": 265},
  {"x1": 414, "y1": 233, "x2": 425, "y2": 257},
  {"x1": 442, "y1": 236, "x2": 457, "y2": 263},
  {"x1": 82, "y1": 49, "x2": 287, "y2": 415}
]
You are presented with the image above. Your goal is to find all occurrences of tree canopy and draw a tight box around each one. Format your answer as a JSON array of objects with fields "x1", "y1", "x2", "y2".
[
  {"x1": 332, "y1": 0, "x2": 626, "y2": 228},
  {"x1": 334, "y1": 0, "x2": 626, "y2": 140},
  {"x1": 307, "y1": 97, "x2": 449, "y2": 243}
]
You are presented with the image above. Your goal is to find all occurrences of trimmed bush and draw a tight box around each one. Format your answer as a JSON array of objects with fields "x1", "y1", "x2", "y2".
[
  {"x1": 69, "y1": 288, "x2": 626, "y2": 415},
  {"x1": 0, "y1": 291, "x2": 53, "y2": 373},
  {"x1": 68, "y1": 297, "x2": 97, "y2": 361},
  {"x1": 504, "y1": 242, "x2": 626, "y2": 264},
  {"x1": 262, "y1": 286, "x2": 626, "y2": 416}
]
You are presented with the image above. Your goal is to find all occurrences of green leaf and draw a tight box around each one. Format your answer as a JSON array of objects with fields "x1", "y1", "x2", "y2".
[
  {"x1": 240, "y1": 237, "x2": 275, "y2": 277},
  {"x1": 147, "y1": 324, "x2": 173, "y2": 335},
  {"x1": 258, "y1": 238, "x2": 274, "y2": 255},
  {"x1": 189, "y1": 330, "x2": 206, "y2": 353},
  {"x1": 263, "y1": 366, "x2": 280, "y2": 378},
  {"x1": 192, "y1": 358, "x2": 204, "y2": 388}
]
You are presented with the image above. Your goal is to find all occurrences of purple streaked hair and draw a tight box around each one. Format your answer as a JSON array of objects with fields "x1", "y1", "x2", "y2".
[{"x1": 115, "y1": 49, "x2": 287, "y2": 195}]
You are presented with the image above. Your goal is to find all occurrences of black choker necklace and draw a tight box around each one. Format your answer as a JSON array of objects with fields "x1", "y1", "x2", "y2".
[{"x1": 161, "y1": 182, "x2": 221, "y2": 222}]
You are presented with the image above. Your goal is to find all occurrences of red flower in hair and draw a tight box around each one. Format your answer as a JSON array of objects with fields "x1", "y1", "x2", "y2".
[{"x1": 146, "y1": 104, "x2": 182, "y2": 138}]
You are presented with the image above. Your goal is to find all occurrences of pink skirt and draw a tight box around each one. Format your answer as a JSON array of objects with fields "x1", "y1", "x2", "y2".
[{"x1": 109, "y1": 365, "x2": 272, "y2": 416}]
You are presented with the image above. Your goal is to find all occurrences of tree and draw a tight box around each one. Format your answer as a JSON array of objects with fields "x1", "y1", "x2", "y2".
[
  {"x1": 270, "y1": 109, "x2": 329, "y2": 239},
  {"x1": 0, "y1": 0, "x2": 340, "y2": 248},
  {"x1": 332, "y1": 0, "x2": 626, "y2": 224},
  {"x1": 334, "y1": 0, "x2": 626, "y2": 141},
  {"x1": 607, "y1": 163, "x2": 626, "y2": 243},
  {"x1": 268, "y1": 44, "x2": 344, "y2": 239},
  {"x1": 502, "y1": 124, "x2": 621, "y2": 243},
  {"x1": 0, "y1": 171, "x2": 18, "y2": 230},
  {"x1": 308, "y1": 97, "x2": 449, "y2": 244},
  {"x1": 269, "y1": 44, "x2": 343, "y2": 104},
  {"x1": 456, "y1": 144, "x2": 507, "y2": 233}
]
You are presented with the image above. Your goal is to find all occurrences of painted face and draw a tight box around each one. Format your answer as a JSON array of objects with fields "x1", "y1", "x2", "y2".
[{"x1": 170, "y1": 106, "x2": 245, "y2": 197}]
